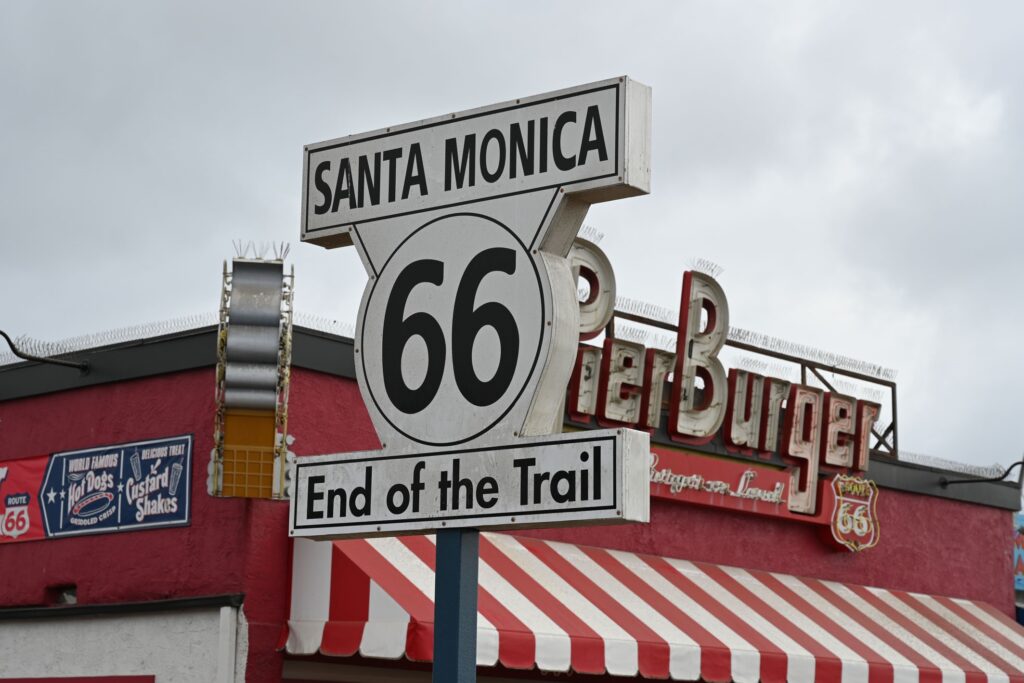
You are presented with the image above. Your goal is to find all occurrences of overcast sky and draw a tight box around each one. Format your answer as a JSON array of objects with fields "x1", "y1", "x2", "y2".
[{"x1": 2, "y1": 1, "x2": 1021, "y2": 470}]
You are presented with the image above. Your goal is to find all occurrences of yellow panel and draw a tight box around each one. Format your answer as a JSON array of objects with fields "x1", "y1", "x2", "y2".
[
  {"x1": 221, "y1": 445, "x2": 275, "y2": 498},
  {"x1": 221, "y1": 409, "x2": 277, "y2": 498},
  {"x1": 224, "y1": 409, "x2": 276, "y2": 448}
]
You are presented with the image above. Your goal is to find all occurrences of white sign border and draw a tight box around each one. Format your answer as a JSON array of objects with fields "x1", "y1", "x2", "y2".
[
  {"x1": 357, "y1": 211, "x2": 547, "y2": 447},
  {"x1": 301, "y1": 76, "x2": 649, "y2": 248}
]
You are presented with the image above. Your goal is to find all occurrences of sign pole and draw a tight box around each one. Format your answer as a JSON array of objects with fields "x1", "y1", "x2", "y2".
[
  {"x1": 294, "y1": 76, "x2": 652, "y2": 683},
  {"x1": 433, "y1": 528, "x2": 479, "y2": 683}
]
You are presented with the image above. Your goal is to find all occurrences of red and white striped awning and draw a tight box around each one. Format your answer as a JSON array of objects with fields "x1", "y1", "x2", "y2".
[{"x1": 286, "y1": 532, "x2": 1024, "y2": 682}]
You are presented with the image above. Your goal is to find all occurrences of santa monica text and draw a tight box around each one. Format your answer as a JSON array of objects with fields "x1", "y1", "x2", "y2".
[{"x1": 303, "y1": 85, "x2": 619, "y2": 229}]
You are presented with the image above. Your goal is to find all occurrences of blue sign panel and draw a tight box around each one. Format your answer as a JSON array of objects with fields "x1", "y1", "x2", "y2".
[{"x1": 39, "y1": 435, "x2": 192, "y2": 537}]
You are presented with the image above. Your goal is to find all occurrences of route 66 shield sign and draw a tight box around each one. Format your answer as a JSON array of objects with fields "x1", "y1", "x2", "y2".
[
  {"x1": 830, "y1": 474, "x2": 880, "y2": 552},
  {"x1": 2, "y1": 493, "x2": 32, "y2": 539}
]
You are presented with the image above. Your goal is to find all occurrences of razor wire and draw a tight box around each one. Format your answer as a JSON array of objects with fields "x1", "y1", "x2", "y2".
[
  {"x1": 0, "y1": 311, "x2": 360, "y2": 367},
  {"x1": 899, "y1": 451, "x2": 1007, "y2": 479}
]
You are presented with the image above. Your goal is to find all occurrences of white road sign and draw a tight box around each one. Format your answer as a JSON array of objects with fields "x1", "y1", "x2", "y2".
[
  {"x1": 290, "y1": 430, "x2": 649, "y2": 538},
  {"x1": 302, "y1": 79, "x2": 647, "y2": 245},
  {"x1": 292, "y1": 77, "x2": 652, "y2": 538}
]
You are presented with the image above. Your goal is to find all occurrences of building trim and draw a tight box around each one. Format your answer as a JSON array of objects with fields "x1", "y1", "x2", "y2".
[
  {"x1": 0, "y1": 327, "x2": 354, "y2": 401},
  {"x1": 0, "y1": 594, "x2": 245, "y2": 621}
]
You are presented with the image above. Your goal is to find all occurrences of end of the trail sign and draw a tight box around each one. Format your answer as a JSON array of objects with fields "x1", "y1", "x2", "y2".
[
  {"x1": 289, "y1": 429, "x2": 649, "y2": 538},
  {"x1": 293, "y1": 76, "x2": 653, "y2": 542},
  {"x1": 297, "y1": 78, "x2": 653, "y2": 683},
  {"x1": 301, "y1": 76, "x2": 651, "y2": 248}
]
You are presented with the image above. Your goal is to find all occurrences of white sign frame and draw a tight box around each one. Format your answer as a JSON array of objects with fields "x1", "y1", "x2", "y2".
[
  {"x1": 292, "y1": 77, "x2": 652, "y2": 538},
  {"x1": 302, "y1": 76, "x2": 650, "y2": 248}
]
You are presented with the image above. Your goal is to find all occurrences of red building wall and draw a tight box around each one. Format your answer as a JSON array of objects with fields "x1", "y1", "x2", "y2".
[
  {"x1": 525, "y1": 493, "x2": 1012, "y2": 611},
  {"x1": 0, "y1": 368, "x2": 377, "y2": 682},
  {"x1": 0, "y1": 367, "x2": 1015, "y2": 681}
]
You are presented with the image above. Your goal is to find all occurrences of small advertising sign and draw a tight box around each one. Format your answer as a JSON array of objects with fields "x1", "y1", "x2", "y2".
[
  {"x1": 0, "y1": 435, "x2": 192, "y2": 544},
  {"x1": 647, "y1": 446, "x2": 886, "y2": 551},
  {"x1": 41, "y1": 436, "x2": 192, "y2": 537},
  {"x1": 649, "y1": 446, "x2": 828, "y2": 524},
  {"x1": 651, "y1": 448, "x2": 843, "y2": 524},
  {"x1": 829, "y1": 474, "x2": 880, "y2": 552},
  {"x1": 0, "y1": 457, "x2": 47, "y2": 543}
]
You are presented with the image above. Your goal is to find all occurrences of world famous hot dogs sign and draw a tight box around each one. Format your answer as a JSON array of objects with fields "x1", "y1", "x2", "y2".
[
  {"x1": 0, "y1": 435, "x2": 191, "y2": 544},
  {"x1": 567, "y1": 240, "x2": 882, "y2": 551}
]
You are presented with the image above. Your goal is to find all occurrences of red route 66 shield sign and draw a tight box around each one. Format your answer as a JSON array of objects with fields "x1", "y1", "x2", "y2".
[
  {"x1": 2, "y1": 497, "x2": 31, "y2": 539},
  {"x1": 830, "y1": 474, "x2": 880, "y2": 552}
]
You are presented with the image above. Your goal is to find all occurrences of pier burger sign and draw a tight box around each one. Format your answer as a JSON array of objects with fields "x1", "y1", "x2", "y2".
[
  {"x1": 291, "y1": 77, "x2": 653, "y2": 538},
  {"x1": 567, "y1": 239, "x2": 883, "y2": 552}
]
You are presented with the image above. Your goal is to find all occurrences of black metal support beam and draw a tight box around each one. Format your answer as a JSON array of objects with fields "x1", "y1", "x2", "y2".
[
  {"x1": 940, "y1": 460, "x2": 1024, "y2": 489},
  {"x1": 0, "y1": 329, "x2": 89, "y2": 373},
  {"x1": 0, "y1": 593, "x2": 245, "y2": 621}
]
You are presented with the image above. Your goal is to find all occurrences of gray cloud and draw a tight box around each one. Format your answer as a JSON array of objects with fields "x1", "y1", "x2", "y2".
[{"x1": 2, "y1": 0, "x2": 1021, "y2": 468}]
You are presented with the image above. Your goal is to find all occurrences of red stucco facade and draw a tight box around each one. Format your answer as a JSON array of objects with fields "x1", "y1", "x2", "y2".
[{"x1": 0, "y1": 364, "x2": 1015, "y2": 681}]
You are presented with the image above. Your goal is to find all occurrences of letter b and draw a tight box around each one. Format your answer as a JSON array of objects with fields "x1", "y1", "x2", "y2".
[{"x1": 668, "y1": 271, "x2": 729, "y2": 444}]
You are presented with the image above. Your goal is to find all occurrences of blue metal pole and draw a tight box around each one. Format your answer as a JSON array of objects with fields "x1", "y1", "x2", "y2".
[{"x1": 433, "y1": 528, "x2": 479, "y2": 683}]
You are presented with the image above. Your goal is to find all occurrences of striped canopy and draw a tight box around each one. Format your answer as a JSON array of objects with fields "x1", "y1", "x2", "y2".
[{"x1": 287, "y1": 532, "x2": 1024, "y2": 682}]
